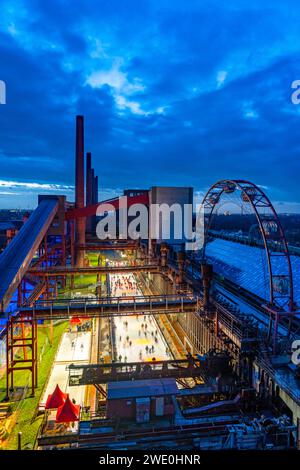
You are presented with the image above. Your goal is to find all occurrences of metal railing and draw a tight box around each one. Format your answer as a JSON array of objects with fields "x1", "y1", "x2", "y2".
[
  {"x1": 256, "y1": 354, "x2": 300, "y2": 405},
  {"x1": 17, "y1": 294, "x2": 200, "y2": 320},
  {"x1": 27, "y1": 260, "x2": 160, "y2": 275},
  {"x1": 27, "y1": 293, "x2": 196, "y2": 308}
]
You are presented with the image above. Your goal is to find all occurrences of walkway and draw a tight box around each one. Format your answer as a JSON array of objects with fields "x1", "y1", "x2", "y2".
[{"x1": 41, "y1": 330, "x2": 91, "y2": 407}]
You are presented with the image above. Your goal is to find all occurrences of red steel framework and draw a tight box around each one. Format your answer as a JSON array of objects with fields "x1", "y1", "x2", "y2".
[
  {"x1": 65, "y1": 192, "x2": 150, "y2": 221},
  {"x1": 6, "y1": 314, "x2": 37, "y2": 399},
  {"x1": 200, "y1": 179, "x2": 295, "y2": 351}
]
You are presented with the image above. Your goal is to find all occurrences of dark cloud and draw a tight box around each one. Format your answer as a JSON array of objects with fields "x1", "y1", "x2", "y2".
[{"x1": 0, "y1": 0, "x2": 300, "y2": 209}]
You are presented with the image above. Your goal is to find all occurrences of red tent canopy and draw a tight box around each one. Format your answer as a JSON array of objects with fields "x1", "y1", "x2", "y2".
[
  {"x1": 45, "y1": 384, "x2": 67, "y2": 409},
  {"x1": 70, "y1": 316, "x2": 81, "y2": 325},
  {"x1": 56, "y1": 395, "x2": 80, "y2": 423}
]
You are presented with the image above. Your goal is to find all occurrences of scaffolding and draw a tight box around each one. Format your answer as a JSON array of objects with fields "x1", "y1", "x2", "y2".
[{"x1": 6, "y1": 313, "x2": 37, "y2": 398}]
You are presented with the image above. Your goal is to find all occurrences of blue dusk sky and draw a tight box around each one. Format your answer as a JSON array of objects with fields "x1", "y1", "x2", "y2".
[{"x1": 0, "y1": 0, "x2": 300, "y2": 211}]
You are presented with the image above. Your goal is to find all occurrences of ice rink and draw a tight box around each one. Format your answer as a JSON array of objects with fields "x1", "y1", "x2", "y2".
[
  {"x1": 110, "y1": 273, "x2": 170, "y2": 363},
  {"x1": 41, "y1": 266, "x2": 171, "y2": 407},
  {"x1": 56, "y1": 331, "x2": 91, "y2": 362},
  {"x1": 41, "y1": 331, "x2": 91, "y2": 407}
]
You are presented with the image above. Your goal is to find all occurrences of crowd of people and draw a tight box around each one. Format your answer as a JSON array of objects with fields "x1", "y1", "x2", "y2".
[
  {"x1": 116, "y1": 314, "x2": 163, "y2": 362},
  {"x1": 111, "y1": 273, "x2": 138, "y2": 297},
  {"x1": 109, "y1": 271, "x2": 170, "y2": 363}
]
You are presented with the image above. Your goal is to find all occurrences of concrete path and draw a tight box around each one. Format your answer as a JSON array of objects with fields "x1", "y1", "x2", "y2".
[{"x1": 41, "y1": 331, "x2": 91, "y2": 407}]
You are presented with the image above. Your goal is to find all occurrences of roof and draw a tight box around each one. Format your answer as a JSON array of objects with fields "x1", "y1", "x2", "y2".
[
  {"x1": 45, "y1": 384, "x2": 67, "y2": 409},
  {"x1": 56, "y1": 395, "x2": 80, "y2": 423},
  {"x1": 107, "y1": 378, "x2": 178, "y2": 400}
]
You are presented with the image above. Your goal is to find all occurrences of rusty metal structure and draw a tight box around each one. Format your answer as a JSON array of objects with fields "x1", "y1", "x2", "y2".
[
  {"x1": 68, "y1": 355, "x2": 231, "y2": 386},
  {"x1": 200, "y1": 179, "x2": 295, "y2": 352},
  {"x1": 0, "y1": 115, "x2": 299, "y2": 450},
  {"x1": 6, "y1": 313, "x2": 37, "y2": 398}
]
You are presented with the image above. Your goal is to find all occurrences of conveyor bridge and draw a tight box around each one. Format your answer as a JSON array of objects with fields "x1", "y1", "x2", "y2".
[
  {"x1": 0, "y1": 198, "x2": 59, "y2": 312},
  {"x1": 68, "y1": 355, "x2": 231, "y2": 385},
  {"x1": 19, "y1": 294, "x2": 199, "y2": 320}
]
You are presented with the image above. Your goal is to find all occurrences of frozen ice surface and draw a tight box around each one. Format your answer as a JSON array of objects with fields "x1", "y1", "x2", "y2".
[
  {"x1": 41, "y1": 331, "x2": 91, "y2": 407},
  {"x1": 56, "y1": 331, "x2": 91, "y2": 362},
  {"x1": 109, "y1": 273, "x2": 170, "y2": 362}
]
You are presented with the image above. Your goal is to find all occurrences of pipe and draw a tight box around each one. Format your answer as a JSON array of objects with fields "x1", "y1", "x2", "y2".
[
  {"x1": 201, "y1": 263, "x2": 213, "y2": 310},
  {"x1": 160, "y1": 243, "x2": 168, "y2": 267},
  {"x1": 94, "y1": 175, "x2": 98, "y2": 203},
  {"x1": 86, "y1": 152, "x2": 92, "y2": 234},
  {"x1": 86, "y1": 152, "x2": 92, "y2": 206},
  {"x1": 90, "y1": 168, "x2": 95, "y2": 203}
]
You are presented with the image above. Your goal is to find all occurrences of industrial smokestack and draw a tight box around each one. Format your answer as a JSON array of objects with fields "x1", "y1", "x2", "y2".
[
  {"x1": 86, "y1": 152, "x2": 92, "y2": 234},
  {"x1": 92, "y1": 175, "x2": 98, "y2": 233},
  {"x1": 86, "y1": 152, "x2": 92, "y2": 206},
  {"x1": 75, "y1": 115, "x2": 85, "y2": 266},
  {"x1": 90, "y1": 168, "x2": 95, "y2": 203},
  {"x1": 75, "y1": 115, "x2": 84, "y2": 208},
  {"x1": 94, "y1": 175, "x2": 98, "y2": 204}
]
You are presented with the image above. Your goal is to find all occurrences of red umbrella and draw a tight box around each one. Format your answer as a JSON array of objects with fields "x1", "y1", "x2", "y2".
[
  {"x1": 45, "y1": 384, "x2": 67, "y2": 409},
  {"x1": 70, "y1": 316, "x2": 81, "y2": 325},
  {"x1": 56, "y1": 395, "x2": 80, "y2": 423}
]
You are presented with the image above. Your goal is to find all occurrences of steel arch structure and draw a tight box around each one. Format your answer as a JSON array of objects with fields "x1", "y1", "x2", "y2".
[{"x1": 200, "y1": 179, "x2": 294, "y2": 313}]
